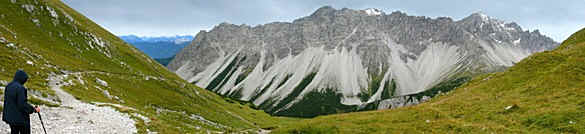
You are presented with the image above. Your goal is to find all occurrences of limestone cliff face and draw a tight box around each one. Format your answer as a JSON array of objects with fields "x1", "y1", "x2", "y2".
[{"x1": 168, "y1": 6, "x2": 558, "y2": 117}]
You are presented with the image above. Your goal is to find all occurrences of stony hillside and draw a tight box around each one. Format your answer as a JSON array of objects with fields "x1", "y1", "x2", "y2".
[
  {"x1": 0, "y1": 0, "x2": 293, "y2": 133},
  {"x1": 168, "y1": 6, "x2": 558, "y2": 117},
  {"x1": 273, "y1": 27, "x2": 585, "y2": 133}
]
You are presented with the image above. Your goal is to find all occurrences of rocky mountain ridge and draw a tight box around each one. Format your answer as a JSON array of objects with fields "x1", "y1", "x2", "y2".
[{"x1": 169, "y1": 6, "x2": 558, "y2": 117}]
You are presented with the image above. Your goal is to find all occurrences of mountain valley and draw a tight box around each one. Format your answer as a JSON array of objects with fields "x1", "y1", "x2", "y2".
[{"x1": 0, "y1": 1, "x2": 581, "y2": 133}]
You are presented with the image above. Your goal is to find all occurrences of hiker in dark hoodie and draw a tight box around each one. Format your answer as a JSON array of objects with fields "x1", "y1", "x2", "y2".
[{"x1": 2, "y1": 70, "x2": 40, "y2": 134}]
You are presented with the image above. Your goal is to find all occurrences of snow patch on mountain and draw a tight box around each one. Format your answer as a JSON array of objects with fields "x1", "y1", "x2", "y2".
[
  {"x1": 363, "y1": 8, "x2": 383, "y2": 16},
  {"x1": 513, "y1": 38, "x2": 521, "y2": 45}
]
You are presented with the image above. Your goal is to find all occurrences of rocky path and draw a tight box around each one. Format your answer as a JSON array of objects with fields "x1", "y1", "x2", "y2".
[{"x1": 1, "y1": 73, "x2": 137, "y2": 134}]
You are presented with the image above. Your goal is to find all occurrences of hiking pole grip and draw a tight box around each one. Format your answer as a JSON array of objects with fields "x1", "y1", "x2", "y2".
[{"x1": 37, "y1": 111, "x2": 48, "y2": 134}]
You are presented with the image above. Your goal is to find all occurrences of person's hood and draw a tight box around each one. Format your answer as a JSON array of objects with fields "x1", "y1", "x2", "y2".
[{"x1": 13, "y1": 70, "x2": 29, "y2": 85}]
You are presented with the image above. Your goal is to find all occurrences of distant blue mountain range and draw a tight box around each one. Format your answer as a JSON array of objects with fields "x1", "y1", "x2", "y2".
[{"x1": 119, "y1": 35, "x2": 193, "y2": 60}]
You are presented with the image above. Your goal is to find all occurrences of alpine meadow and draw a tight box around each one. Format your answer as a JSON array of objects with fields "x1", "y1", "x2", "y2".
[{"x1": 1, "y1": 0, "x2": 583, "y2": 133}]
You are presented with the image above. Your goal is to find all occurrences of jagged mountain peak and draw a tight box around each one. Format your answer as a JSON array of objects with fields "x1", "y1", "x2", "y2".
[
  {"x1": 310, "y1": 6, "x2": 387, "y2": 17},
  {"x1": 456, "y1": 12, "x2": 556, "y2": 52},
  {"x1": 169, "y1": 6, "x2": 558, "y2": 117},
  {"x1": 459, "y1": 12, "x2": 523, "y2": 32},
  {"x1": 310, "y1": 6, "x2": 336, "y2": 16},
  {"x1": 461, "y1": 12, "x2": 506, "y2": 25},
  {"x1": 468, "y1": 11, "x2": 490, "y2": 20}
]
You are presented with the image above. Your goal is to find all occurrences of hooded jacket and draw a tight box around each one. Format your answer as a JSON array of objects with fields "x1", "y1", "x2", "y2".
[{"x1": 2, "y1": 70, "x2": 35, "y2": 125}]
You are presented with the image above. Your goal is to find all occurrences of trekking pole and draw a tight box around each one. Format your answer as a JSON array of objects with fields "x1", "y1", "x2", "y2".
[{"x1": 37, "y1": 111, "x2": 48, "y2": 134}]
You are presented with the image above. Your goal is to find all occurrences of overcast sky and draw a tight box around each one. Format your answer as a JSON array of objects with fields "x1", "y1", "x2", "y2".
[{"x1": 62, "y1": 0, "x2": 585, "y2": 42}]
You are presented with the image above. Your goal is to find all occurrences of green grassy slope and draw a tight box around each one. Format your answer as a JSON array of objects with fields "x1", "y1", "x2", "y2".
[
  {"x1": 274, "y1": 28, "x2": 585, "y2": 133},
  {"x1": 0, "y1": 0, "x2": 295, "y2": 133}
]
